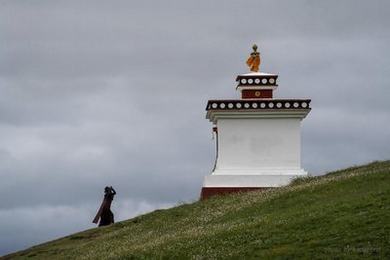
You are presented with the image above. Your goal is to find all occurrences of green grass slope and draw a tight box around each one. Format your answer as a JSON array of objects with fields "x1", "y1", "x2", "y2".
[{"x1": 5, "y1": 161, "x2": 390, "y2": 259}]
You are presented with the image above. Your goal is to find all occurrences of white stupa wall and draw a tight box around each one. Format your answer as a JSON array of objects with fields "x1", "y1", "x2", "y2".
[
  {"x1": 215, "y1": 118, "x2": 302, "y2": 174},
  {"x1": 203, "y1": 113, "x2": 309, "y2": 188}
]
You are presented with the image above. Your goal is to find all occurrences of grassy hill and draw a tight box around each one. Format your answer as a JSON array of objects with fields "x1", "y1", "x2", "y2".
[{"x1": 5, "y1": 161, "x2": 390, "y2": 259}]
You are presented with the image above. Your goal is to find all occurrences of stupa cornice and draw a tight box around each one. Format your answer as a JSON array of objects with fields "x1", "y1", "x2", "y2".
[
  {"x1": 206, "y1": 99, "x2": 311, "y2": 111},
  {"x1": 206, "y1": 109, "x2": 311, "y2": 124}
]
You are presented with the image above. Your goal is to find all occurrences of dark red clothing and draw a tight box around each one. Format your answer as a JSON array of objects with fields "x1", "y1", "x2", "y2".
[
  {"x1": 98, "y1": 193, "x2": 115, "y2": 226},
  {"x1": 93, "y1": 188, "x2": 116, "y2": 226}
]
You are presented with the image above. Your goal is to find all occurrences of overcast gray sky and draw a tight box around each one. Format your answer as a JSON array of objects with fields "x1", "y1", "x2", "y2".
[{"x1": 1, "y1": 0, "x2": 390, "y2": 255}]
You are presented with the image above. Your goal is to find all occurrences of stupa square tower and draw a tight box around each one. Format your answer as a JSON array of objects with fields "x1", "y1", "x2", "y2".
[{"x1": 201, "y1": 45, "x2": 311, "y2": 199}]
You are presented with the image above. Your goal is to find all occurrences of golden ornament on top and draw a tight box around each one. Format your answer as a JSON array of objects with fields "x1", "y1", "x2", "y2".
[{"x1": 246, "y1": 44, "x2": 261, "y2": 72}]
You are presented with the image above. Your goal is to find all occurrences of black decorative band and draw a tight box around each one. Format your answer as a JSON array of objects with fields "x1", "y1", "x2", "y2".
[
  {"x1": 206, "y1": 99, "x2": 311, "y2": 111},
  {"x1": 236, "y1": 75, "x2": 278, "y2": 86}
]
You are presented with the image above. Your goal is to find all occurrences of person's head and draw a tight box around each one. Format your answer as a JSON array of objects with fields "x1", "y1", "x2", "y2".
[{"x1": 104, "y1": 186, "x2": 110, "y2": 193}]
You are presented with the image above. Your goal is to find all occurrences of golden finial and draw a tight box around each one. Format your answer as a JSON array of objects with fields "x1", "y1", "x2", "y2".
[{"x1": 246, "y1": 44, "x2": 261, "y2": 72}]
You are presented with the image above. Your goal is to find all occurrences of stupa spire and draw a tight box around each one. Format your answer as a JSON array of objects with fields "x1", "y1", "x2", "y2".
[{"x1": 246, "y1": 44, "x2": 261, "y2": 72}]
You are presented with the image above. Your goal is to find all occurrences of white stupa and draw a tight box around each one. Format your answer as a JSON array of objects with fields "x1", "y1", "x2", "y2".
[{"x1": 201, "y1": 45, "x2": 311, "y2": 199}]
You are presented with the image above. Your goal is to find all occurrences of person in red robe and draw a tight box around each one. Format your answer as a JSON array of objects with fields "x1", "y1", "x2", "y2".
[{"x1": 93, "y1": 186, "x2": 116, "y2": 226}]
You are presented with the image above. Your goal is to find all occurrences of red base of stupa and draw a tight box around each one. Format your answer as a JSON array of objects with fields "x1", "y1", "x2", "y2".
[{"x1": 200, "y1": 187, "x2": 269, "y2": 200}]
